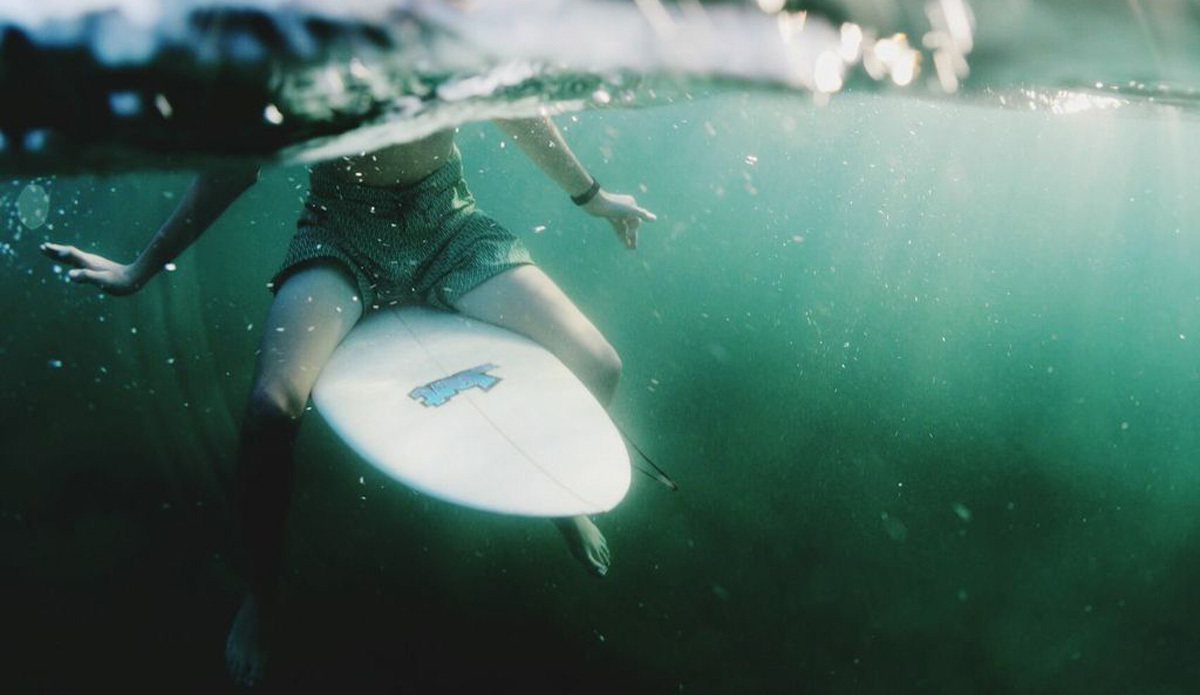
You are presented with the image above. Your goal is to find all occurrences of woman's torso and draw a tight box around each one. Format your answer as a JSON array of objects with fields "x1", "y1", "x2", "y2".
[{"x1": 312, "y1": 129, "x2": 457, "y2": 188}]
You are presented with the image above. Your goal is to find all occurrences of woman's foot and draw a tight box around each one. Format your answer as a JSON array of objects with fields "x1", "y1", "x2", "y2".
[
  {"x1": 226, "y1": 594, "x2": 268, "y2": 688},
  {"x1": 553, "y1": 515, "x2": 611, "y2": 577}
]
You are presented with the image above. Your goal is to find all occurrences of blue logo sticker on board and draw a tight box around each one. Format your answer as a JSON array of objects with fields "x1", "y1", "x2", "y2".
[{"x1": 409, "y1": 363, "x2": 501, "y2": 407}]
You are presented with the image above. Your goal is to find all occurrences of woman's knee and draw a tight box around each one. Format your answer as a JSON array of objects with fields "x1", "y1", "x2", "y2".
[
  {"x1": 246, "y1": 379, "x2": 309, "y2": 424},
  {"x1": 577, "y1": 337, "x2": 622, "y2": 398},
  {"x1": 596, "y1": 340, "x2": 623, "y2": 383}
]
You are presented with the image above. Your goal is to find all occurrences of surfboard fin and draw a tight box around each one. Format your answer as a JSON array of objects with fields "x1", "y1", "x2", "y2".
[{"x1": 617, "y1": 426, "x2": 679, "y2": 492}]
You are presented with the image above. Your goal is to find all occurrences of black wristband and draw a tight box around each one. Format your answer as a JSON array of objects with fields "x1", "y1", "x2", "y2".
[{"x1": 571, "y1": 178, "x2": 601, "y2": 206}]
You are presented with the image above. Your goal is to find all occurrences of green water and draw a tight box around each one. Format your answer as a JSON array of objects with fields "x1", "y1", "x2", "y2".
[{"x1": 2, "y1": 92, "x2": 1199, "y2": 693}]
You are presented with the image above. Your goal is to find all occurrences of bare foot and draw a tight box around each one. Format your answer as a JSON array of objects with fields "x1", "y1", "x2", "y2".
[
  {"x1": 553, "y1": 515, "x2": 610, "y2": 577},
  {"x1": 225, "y1": 594, "x2": 268, "y2": 688}
]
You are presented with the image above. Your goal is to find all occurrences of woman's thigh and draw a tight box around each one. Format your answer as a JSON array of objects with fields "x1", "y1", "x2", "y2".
[
  {"x1": 450, "y1": 265, "x2": 620, "y2": 402},
  {"x1": 251, "y1": 261, "x2": 364, "y2": 415}
]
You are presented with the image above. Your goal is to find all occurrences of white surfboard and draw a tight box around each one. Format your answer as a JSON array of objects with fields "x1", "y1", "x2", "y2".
[{"x1": 311, "y1": 306, "x2": 631, "y2": 517}]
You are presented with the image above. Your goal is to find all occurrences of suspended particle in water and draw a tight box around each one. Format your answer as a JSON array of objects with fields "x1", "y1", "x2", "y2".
[
  {"x1": 164, "y1": 263, "x2": 177, "y2": 272},
  {"x1": 48, "y1": 359, "x2": 63, "y2": 368},
  {"x1": 154, "y1": 94, "x2": 174, "y2": 118},
  {"x1": 952, "y1": 502, "x2": 972, "y2": 522},
  {"x1": 881, "y1": 511, "x2": 908, "y2": 542},
  {"x1": 17, "y1": 183, "x2": 51, "y2": 230},
  {"x1": 263, "y1": 103, "x2": 284, "y2": 125}
]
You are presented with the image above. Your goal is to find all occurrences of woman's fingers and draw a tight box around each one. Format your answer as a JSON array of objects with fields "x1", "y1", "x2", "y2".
[
  {"x1": 40, "y1": 242, "x2": 97, "y2": 270},
  {"x1": 40, "y1": 242, "x2": 76, "y2": 263},
  {"x1": 590, "y1": 195, "x2": 652, "y2": 249},
  {"x1": 615, "y1": 218, "x2": 638, "y2": 249},
  {"x1": 67, "y1": 268, "x2": 104, "y2": 286},
  {"x1": 41, "y1": 242, "x2": 138, "y2": 294}
]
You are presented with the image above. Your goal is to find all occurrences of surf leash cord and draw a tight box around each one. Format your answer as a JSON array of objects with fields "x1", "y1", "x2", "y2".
[{"x1": 614, "y1": 423, "x2": 678, "y2": 492}]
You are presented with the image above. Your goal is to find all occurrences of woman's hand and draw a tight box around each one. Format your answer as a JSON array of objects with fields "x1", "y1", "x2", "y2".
[
  {"x1": 581, "y1": 190, "x2": 657, "y2": 250},
  {"x1": 39, "y1": 242, "x2": 147, "y2": 296}
]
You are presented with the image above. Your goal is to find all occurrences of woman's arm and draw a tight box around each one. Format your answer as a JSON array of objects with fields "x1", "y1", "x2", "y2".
[
  {"x1": 40, "y1": 166, "x2": 260, "y2": 295},
  {"x1": 493, "y1": 116, "x2": 655, "y2": 249},
  {"x1": 493, "y1": 117, "x2": 595, "y2": 198}
]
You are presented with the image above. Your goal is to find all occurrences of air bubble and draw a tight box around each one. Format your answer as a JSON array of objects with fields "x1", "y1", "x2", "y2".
[
  {"x1": 109, "y1": 91, "x2": 142, "y2": 117},
  {"x1": 23, "y1": 130, "x2": 49, "y2": 152},
  {"x1": 17, "y1": 183, "x2": 51, "y2": 230}
]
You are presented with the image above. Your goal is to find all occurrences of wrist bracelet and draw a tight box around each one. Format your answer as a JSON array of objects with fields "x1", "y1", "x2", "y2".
[{"x1": 571, "y1": 178, "x2": 601, "y2": 206}]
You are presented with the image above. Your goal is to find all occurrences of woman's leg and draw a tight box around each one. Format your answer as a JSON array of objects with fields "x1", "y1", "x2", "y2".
[
  {"x1": 226, "y1": 262, "x2": 363, "y2": 687},
  {"x1": 451, "y1": 264, "x2": 622, "y2": 577}
]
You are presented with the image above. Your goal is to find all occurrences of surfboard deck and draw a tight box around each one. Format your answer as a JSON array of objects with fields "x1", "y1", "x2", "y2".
[{"x1": 311, "y1": 306, "x2": 631, "y2": 517}]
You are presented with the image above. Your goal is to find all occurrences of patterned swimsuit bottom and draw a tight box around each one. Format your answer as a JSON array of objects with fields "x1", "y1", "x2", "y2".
[{"x1": 272, "y1": 146, "x2": 532, "y2": 310}]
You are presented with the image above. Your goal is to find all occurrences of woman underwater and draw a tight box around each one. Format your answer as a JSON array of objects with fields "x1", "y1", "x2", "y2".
[{"x1": 41, "y1": 116, "x2": 655, "y2": 687}]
